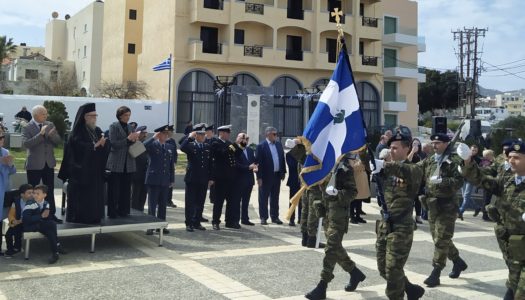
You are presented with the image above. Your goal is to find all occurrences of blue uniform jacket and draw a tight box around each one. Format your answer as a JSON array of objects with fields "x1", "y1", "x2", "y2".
[
  {"x1": 22, "y1": 199, "x2": 50, "y2": 232},
  {"x1": 180, "y1": 137, "x2": 212, "y2": 184},
  {"x1": 144, "y1": 138, "x2": 175, "y2": 187}
]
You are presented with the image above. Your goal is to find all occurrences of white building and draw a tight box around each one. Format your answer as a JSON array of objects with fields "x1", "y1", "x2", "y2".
[
  {"x1": 45, "y1": 0, "x2": 104, "y2": 96},
  {"x1": 475, "y1": 106, "x2": 509, "y2": 122}
]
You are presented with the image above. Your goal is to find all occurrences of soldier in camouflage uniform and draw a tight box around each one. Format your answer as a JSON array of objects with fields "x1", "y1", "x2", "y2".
[
  {"x1": 372, "y1": 133, "x2": 425, "y2": 300},
  {"x1": 459, "y1": 140, "x2": 525, "y2": 300},
  {"x1": 305, "y1": 153, "x2": 366, "y2": 300},
  {"x1": 417, "y1": 133, "x2": 467, "y2": 287},
  {"x1": 287, "y1": 139, "x2": 325, "y2": 248}
]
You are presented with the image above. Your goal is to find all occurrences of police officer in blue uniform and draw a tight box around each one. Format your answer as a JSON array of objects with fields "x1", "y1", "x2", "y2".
[
  {"x1": 180, "y1": 124, "x2": 213, "y2": 232},
  {"x1": 205, "y1": 124, "x2": 218, "y2": 210},
  {"x1": 210, "y1": 125, "x2": 243, "y2": 230},
  {"x1": 144, "y1": 125, "x2": 175, "y2": 235}
]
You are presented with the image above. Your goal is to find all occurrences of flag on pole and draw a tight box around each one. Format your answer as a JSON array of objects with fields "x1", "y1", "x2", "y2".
[
  {"x1": 152, "y1": 56, "x2": 171, "y2": 71},
  {"x1": 299, "y1": 48, "x2": 366, "y2": 187}
]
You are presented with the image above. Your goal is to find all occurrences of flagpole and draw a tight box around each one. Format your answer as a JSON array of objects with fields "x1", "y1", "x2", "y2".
[{"x1": 167, "y1": 53, "x2": 172, "y2": 125}]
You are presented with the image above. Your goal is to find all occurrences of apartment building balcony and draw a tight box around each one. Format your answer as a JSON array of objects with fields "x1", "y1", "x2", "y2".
[
  {"x1": 383, "y1": 95, "x2": 407, "y2": 112},
  {"x1": 417, "y1": 67, "x2": 426, "y2": 83},
  {"x1": 316, "y1": 52, "x2": 336, "y2": 70},
  {"x1": 418, "y1": 36, "x2": 426, "y2": 52},
  {"x1": 277, "y1": 48, "x2": 313, "y2": 69},
  {"x1": 360, "y1": 16, "x2": 381, "y2": 40},
  {"x1": 191, "y1": 0, "x2": 229, "y2": 25},
  {"x1": 383, "y1": 61, "x2": 422, "y2": 80},
  {"x1": 231, "y1": 1, "x2": 277, "y2": 26},
  {"x1": 229, "y1": 44, "x2": 276, "y2": 65},
  {"x1": 354, "y1": 55, "x2": 382, "y2": 74},
  {"x1": 188, "y1": 40, "x2": 228, "y2": 63},
  {"x1": 383, "y1": 27, "x2": 418, "y2": 47}
]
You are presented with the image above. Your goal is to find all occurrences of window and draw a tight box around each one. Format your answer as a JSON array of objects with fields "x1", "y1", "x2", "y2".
[
  {"x1": 384, "y1": 81, "x2": 397, "y2": 102},
  {"x1": 25, "y1": 69, "x2": 38, "y2": 80},
  {"x1": 82, "y1": 71, "x2": 86, "y2": 80},
  {"x1": 201, "y1": 27, "x2": 220, "y2": 54},
  {"x1": 128, "y1": 43, "x2": 136, "y2": 54},
  {"x1": 50, "y1": 71, "x2": 58, "y2": 82},
  {"x1": 286, "y1": 35, "x2": 303, "y2": 61},
  {"x1": 204, "y1": 0, "x2": 222, "y2": 9},
  {"x1": 272, "y1": 76, "x2": 304, "y2": 136},
  {"x1": 176, "y1": 70, "x2": 216, "y2": 132},
  {"x1": 326, "y1": 38, "x2": 337, "y2": 63},
  {"x1": 384, "y1": 114, "x2": 398, "y2": 127},
  {"x1": 359, "y1": 3, "x2": 364, "y2": 16},
  {"x1": 384, "y1": 48, "x2": 397, "y2": 68},
  {"x1": 83, "y1": 45, "x2": 87, "y2": 57},
  {"x1": 359, "y1": 41, "x2": 364, "y2": 56},
  {"x1": 0, "y1": 71, "x2": 6, "y2": 81},
  {"x1": 84, "y1": 24, "x2": 88, "y2": 32},
  {"x1": 129, "y1": 9, "x2": 137, "y2": 20},
  {"x1": 384, "y1": 16, "x2": 397, "y2": 34},
  {"x1": 234, "y1": 29, "x2": 245, "y2": 44}
]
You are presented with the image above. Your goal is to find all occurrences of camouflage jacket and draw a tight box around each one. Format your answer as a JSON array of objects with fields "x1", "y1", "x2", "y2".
[
  {"x1": 382, "y1": 160, "x2": 423, "y2": 223},
  {"x1": 463, "y1": 162, "x2": 525, "y2": 236},
  {"x1": 417, "y1": 153, "x2": 464, "y2": 198},
  {"x1": 332, "y1": 160, "x2": 358, "y2": 204}
]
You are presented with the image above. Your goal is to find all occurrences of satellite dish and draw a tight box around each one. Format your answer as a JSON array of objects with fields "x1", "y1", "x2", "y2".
[{"x1": 52, "y1": 11, "x2": 59, "y2": 19}]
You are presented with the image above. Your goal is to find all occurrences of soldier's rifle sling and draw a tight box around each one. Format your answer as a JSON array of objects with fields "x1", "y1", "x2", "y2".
[{"x1": 432, "y1": 119, "x2": 466, "y2": 179}]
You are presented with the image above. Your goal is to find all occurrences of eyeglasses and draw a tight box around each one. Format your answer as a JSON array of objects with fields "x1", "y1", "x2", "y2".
[{"x1": 270, "y1": 133, "x2": 277, "y2": 136}]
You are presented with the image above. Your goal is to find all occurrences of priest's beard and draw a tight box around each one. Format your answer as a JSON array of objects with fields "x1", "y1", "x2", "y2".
[{"x1": 85, "y1": 121, "x2": 97, "y2": 131}]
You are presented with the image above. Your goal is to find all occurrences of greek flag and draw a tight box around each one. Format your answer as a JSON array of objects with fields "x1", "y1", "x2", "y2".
[
  {"x1": 152, "y1": 57, "x2": 171, "y2": 71},
  {"x1": 300, "y1": 49, "x2": 366, "y2": 186}
]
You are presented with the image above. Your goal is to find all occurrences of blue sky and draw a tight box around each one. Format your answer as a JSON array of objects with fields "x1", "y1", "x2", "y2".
[{"x1": 1, "y1": 0, "x2": 524, "y2": 91}]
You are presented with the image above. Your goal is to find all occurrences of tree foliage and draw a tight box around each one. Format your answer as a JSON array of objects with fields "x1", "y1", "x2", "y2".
[
  {"x1": 43, "y1": 100, "x2": 71, "y2": 138},
  {"x1": 29, "y1": 71, "x2": 79, "y2": 96},
  {"x1": 98, "y1": 80, "x2": 150, "y2": 99},
  {"x1": 487, "y1": 116, "x2": 525, "y2": 154},
  {"x1": 0, "y1": 36, "x2": 17, "y2": 62},
  {"x1": 418, "y1": 69, "x2": 459, "y2": 113}
]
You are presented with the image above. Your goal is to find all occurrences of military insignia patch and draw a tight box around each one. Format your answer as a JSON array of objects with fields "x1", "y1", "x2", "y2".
[{"x1": 514, "y1": 144, "x2": 521, "y2": 151}]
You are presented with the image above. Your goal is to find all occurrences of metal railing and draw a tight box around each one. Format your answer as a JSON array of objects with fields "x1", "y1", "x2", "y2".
[
  {"x1": 385, "y1": 94, "x2": 407, "y2": 102},
  {"x1": 244, "y1": 45, "x2": 263, "y2": 57},
  {"x1": 202, "y1": 43, "x2": 223, "y2": 54},
  {"x1": 362, "y1": 16, "x2": 378, "y2": 28},
  {"x1": 362, "y1": 55, "x2": 378, "y2": 66},
  {"x1": 245, "y1": 2, "x2": 264, "y2": 14}
]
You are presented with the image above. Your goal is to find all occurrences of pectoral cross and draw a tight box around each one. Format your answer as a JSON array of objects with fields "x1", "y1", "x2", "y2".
[{"x1": 331, "y1": 8, "x2": 343, "y2": 26}]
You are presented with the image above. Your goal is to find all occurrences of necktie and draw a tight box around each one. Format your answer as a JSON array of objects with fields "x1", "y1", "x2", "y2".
[
  {"x1": 162, "y1": 144, "x2": 165, "y2": 150},
  {"x1": 39, "y1": 124, "x2": 43, "y2": 130}
]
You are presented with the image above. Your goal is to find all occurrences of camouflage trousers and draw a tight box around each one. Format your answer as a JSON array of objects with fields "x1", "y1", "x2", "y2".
[
  {"x1": 301, "y1": 188, "x2": 322, "y2": 237},
  {"x1": 320, "y1": 201, "x2": 355, "y2": 283},
  {"x1": 494, "y1": 224, "x2": 525, "y2": 295},
  {"x1": 376, "y1": 220, "x2": 414, "y2": 300},
  {"x1": 427, "y1": 198, "x2": 460, "y2": 268}
]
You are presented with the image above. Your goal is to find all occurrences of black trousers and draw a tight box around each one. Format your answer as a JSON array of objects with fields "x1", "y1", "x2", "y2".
[
  {"x1": 288, "y1": 185, "x2": 302, "y2": 223},
  {"x1": 240, "y1": 182, "x2": 254, "y2": 223},
  {"x1": 258, "y1": 173, "x2": 282, "y2": 221},
  {"x1": 36, "y1": 220, "x2": 59, "y2": 254},
  {"x1": 27, "y1": 164, "x2": 56, "y2": 215},
  {"x1": 131, "y1": 179, "x2": 147, "y2": 212},
  {"x1": 414, "y1": 195, "x2": 422, "y2": 217},
  {"x1": 185, "y1": 182, "x2": 208, "y2": 226},
  {"x1": 212, "y1": 178, "x2": 239, "y2": 225},
  {"x1": 108, "y1": 172, "x2": 132, "y2": 217},
  {"x1": 5, "y1": 225, "x2": 23, "y2": 251}
]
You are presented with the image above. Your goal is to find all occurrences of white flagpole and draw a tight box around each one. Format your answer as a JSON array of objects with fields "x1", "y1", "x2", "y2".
[{"x1": 167, "y1": 53, "x2": 172, "y2": 125}]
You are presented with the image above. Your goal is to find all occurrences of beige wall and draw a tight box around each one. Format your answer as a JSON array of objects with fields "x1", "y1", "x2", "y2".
[
  {"x1": 101, "y1": 0, "x2": 127, "y2": 83},
  {"x1": 45, "y1": 19, "x2": 67, "y2": 61}
]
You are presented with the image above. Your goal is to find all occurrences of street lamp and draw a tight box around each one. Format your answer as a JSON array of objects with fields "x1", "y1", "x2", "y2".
[{"x1": 214, "y1": 75, "x2": 237, "y2": 126}]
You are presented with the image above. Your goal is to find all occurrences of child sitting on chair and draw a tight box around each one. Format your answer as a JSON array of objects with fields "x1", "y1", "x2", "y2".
[
  {"x1": 4, "y1": 184, "x2": 33, "y2": 258},
  {"x1": 22, "y1": 184, "x2": 65, "y2": 264}
]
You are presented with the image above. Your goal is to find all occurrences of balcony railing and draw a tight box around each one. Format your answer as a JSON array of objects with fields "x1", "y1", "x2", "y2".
[
  {"x1": 286, "y1": 50, "x2": 303, "y2": 61},
  {"x1": 362, "y1": 17, "x2": 378, "y2": 28},
  {"x1": 244, "y1": 45, "x2": 263, "y2": 57},
  {"x1": 203, "y1": 0, "x2": 224, "y2": 10},
  {"x1": 362, "y1": 55, "x2": 378, "y2": 66},
  {"x1": 245, "y1": 2, "x2": 264, "y2": 15},
  {"x1": 203, "y1": 43, "x2": 223, "y2": 54}
]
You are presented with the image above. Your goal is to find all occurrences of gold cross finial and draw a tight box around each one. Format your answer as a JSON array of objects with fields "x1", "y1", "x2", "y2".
[{"x1": 331, "y1": 8, "x2": 343, "y2": 26}]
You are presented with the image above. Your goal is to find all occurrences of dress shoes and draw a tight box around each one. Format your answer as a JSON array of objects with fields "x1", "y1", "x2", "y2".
[
  {"x1": 241, "y1": 220, "x2": 255, "y2": 226},
  {"x1": 212, "y1": 223, "x2": 220, "y2": 230},
  {"x1": 52, "y1": 216, "x2": 63, "y2": 224},
  {"x1": 272, "y1": 218, "x2": 283, "y2": 225},
  {"x1": 225, "y1": 223, "x2": 241, "y2": 229},
  {"x1": 194, "y1": 224, "x2": 206, "y2": 231},
  {"x1": 288, "y1": 221, "x2": 296, "y2": 227},
  {"x1": 186, "y1": 225, "x2": 194, "y2": 232},
  {"x1": 260, "y1": 220, "x2": 268, "y2": 225},
  {"x1": 200, "y1": 217, "x2": 209, "y2": 223}
]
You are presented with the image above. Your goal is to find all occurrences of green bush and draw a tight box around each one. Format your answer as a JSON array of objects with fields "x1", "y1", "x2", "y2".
[
  {"x1": 43, "y1": 100, "x2": 71, "y2": 138},
  {"x1": 488, "y1": 116, "x2": 525, "y2": 154}
]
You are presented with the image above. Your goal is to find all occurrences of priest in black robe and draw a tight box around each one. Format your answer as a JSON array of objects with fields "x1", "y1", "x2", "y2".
[{"x1": 58, "y1": 103, "x2": 109, "y2": 224}]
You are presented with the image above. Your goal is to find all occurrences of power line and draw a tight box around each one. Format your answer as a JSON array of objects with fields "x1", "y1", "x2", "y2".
[
  {"x1": 481, "y1": 60, "x2": 525, "y2": 80},
  {"x1": 484, "y1": 63, "x2": 525, "y2": 72},
  {"x1": 483, "y1": 69, "x2": 525, "y2": 77},
  {"x1": 485, "y1": 58, "x2": 525, "y2": 67}
]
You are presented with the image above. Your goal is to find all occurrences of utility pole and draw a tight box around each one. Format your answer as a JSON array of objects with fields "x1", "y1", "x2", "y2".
[{"x1": 452, "y1": 27, "x2": 487, "y2": 118}]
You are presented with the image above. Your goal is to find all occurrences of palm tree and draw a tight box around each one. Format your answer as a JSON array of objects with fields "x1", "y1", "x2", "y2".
[{"x1": 0, "y1": 36, "x2": 17, "y2": 62}]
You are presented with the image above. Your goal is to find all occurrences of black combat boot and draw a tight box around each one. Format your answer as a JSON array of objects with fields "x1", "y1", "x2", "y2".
[
  {"x1": 345, "y1": 266, "x2": 366, "y2": 292},
  {"x1": 503, "y1": 288, "x2": 514, "y2": 300},
  {"x1": 449, "y1": 257, "x2": 467, "y2": 278},
  {"x1": 423, "y1": 266, "x2": 441, "y2": 287},
  {"x1": 405, "y1": 278, "x2": 425, "y2": 300},
  {"x1": 305, "y1": 280, "x2": 327, "y2": 300},
  {"x1": 306, "y1": 236, "x2": 325, "y2": 248},
  {"x1": 302, "y1": 232, "x2": 308, "y2": 247}
]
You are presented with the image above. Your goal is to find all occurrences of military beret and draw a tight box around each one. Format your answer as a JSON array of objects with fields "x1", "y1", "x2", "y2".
[
  {"x1": 387, "y1": 133, "x2": 411, "y2": 147},
  {"x1": 502, "y1": 139, "x2": 516, "y2": 148},
  {"x1": 430, "y1": 133, "x2": 450, "y2": 143},
  {"x1": 505, "y1": 141, "x2": 525, "y2": 156},
  {"x1": 217, "y1": 125, "x2": 232, "y2": 132},
  {"x1": 154, "y1": 124, "x2": 174, "y2": 132},
  {"x1": 136, "y1": 125, "x2": 147, "y2": 132}
]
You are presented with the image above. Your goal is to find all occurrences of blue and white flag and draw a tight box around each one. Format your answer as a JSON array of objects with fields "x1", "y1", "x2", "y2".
[
  {"x1": 152, "y1": 56, "x2": 171, "y2": 71},
  {"x1": 300, "y1": 49, "x2": 366, "y2": 187}
]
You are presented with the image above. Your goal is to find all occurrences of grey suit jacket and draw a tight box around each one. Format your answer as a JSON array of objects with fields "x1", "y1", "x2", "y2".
[
  {"x1": 106, "y1": 121, "x2": 136, "y2": 173},
  {"x1": 22, "y1": 121, "x2": 61, "y2": 170}
]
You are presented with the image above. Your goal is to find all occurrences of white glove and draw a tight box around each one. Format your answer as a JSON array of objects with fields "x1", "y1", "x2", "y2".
[
  {"x1": 285, "y1": 138, "x2": 297, "y2": 149},
  {"x1": 326, "y1": 185, "x2": 338, "y2": 196},
  {"x1": 456, "y1": 143, "x2": 472, "y2": 161},
  {"x1": 522, "y1": 212, "x2": 525, "y2": 222},
  {"x1": 429, "y1": 175, "x2": 442, "y2": 184},
  {"x1": 370, "y1": 159, "x2": 384, "y2": 174}
]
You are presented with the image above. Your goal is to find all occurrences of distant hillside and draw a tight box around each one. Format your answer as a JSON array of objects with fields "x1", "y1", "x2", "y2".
[{"x1": 478, "y1": 86, "x2": 502, "y2": 97}]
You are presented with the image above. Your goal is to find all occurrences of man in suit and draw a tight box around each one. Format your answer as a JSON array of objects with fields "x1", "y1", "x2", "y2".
[
  {"x1": 180, "y1": 124, "x2": 213, "y2": 231},
  {"x1": 210, "y1": 125, "x2": 242, "y2": 230},
  {"x1": 286, "y1": 150, "x2": 301, "y2": 226},
  {"x1": 256, "y1": 126, "x2": 286, "y2": 225},
  {"x1": 235, "y1": 132, "x2": 257, "y2": 226},
  {"x1": 22, "y1": 105, "x2": 63, "y2": 223},
  {"x1": 144, "y1": 125, "x2": 175, "y2": 235}
]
